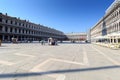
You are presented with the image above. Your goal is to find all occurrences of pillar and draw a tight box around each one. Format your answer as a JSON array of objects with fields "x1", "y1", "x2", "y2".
[
  {"x1": 8, "y1": 36, "x2": 10, "y2": 41},
  {"x1": 116, "y1": 36, "x2": 118, "y2": 44},
  {"x1": 20, "y1": 36, "x2": 22, "y2": 41},
  {"x1": 2, "y1": 26, "x2": 5, "y2": 32},
  {"x1": 21, "y1": 29, "x2": 23, "y2": 34},
  {"x1": 109, "y1": 37, "x2": 111, "y2": 44},
  {"x1": 8, "y1": 27, "x2": 10, "y2": 33},
  {"x1": 12, "y1": 28, "x2": 15, "y2": 33},
  {"x1": 2, "y1": 35, "x2": 5, "y2": 41},
  {"x1": 17, "y1": 28, "x2": 19, "y2": 34},
  {"x1": 112, "y1": 37, "x2": 114, "y2": 44}
]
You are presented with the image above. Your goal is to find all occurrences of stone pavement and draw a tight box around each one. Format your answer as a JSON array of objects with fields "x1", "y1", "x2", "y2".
[{"x1": 0, "y1": 43, "x2": 120, "y2": 80}]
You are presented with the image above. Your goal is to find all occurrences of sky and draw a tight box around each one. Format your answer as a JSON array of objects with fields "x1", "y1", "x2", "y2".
[{"x1": 0, "y1": 0, "x2": 114, "y2": 33}]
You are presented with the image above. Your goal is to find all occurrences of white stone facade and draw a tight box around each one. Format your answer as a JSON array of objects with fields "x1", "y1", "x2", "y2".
[
  {"x1": 90, "y1": 0, "x2": 120, "y2": 43},
  {"x1": 66, "y1": 33, "x2": 87, "y2": 41}
]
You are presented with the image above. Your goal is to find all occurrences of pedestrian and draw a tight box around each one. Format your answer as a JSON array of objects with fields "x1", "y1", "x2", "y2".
[{"x1": 41, "y1": 40, "x2": 45, "y2": 45}]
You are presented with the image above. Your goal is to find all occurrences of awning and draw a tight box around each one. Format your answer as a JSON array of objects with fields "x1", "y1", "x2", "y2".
[
  {"x1": 94, "y1": 35, "x2": 109, "y2": 39},
  {"x1": 107, "y1": 32, "x2": 120, "y2": 37}
]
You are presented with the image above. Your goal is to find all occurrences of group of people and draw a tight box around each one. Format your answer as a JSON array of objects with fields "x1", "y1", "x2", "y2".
[{"x1": 40, "y1": 40, "x2": 45, "y2": 45}]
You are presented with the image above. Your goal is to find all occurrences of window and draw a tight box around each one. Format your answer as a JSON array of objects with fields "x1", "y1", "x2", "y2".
[
  {"x1": 15, "y1": 28, "x2": 17, "y2": 33},
  {"x1": 19, "y1": 23, "x2": 21, "y2": 26},
  {"x1": 5, "y1": 27, "x2": 8, "y2": 32},
  {"x1": 10, "y1": 28, "x2": 13, "y2": 32},
  {"x1": 0, "y1": 26, "x2": 2, "y2": 31},
  {"x1": 26, "y1": 24, "x2": 28, "y2": 28},
  {"x1": 117, "y1": 12, "x2": 119, "y2": 16},
  {"x1": 23, "y1": 30, "x2": 24, "y2": 34},
  {"x1": 0, "y1": 18, "x2": 2, "y2": 22},
  {"x1": 19, "y1": 29, "x2": 21, "y2": 33},
  {"x1": 11, "y1": 21, "x2": 13, "y2": 24},
  {"x1": 6, "y1": 20, "x2": 8, "y2": 23},
  {"x1": 22, "y1": 24, "x2": 24, "y2": 27},
  {"x1": 15, "y1": 22, "x2": 17, "y2": 25}
]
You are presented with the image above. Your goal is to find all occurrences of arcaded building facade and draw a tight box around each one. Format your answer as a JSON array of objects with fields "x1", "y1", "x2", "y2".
[
  {"x1": 0, "y1": 13, "x2": 66, "y2": 42},
  {"x1": 65, "y1": 33, "x2": 87, "y2": 41},
  {"x1": 91, "y1": 0, "x2": 120, "y2": 43}
]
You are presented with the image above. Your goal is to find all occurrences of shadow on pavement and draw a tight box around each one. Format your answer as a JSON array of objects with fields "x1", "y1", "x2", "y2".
[{"x1": 0, "y1": 65, "x2": 119, "y2": 78}]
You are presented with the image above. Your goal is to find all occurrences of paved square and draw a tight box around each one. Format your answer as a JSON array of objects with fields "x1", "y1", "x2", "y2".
[{"x1": 0, "y1": 43, "x2": 120, "y2": 80}]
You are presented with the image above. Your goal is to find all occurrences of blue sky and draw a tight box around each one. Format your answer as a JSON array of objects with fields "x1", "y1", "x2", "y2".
[{"x1": 0, "y1": 0, "x2": 114, "y2": 33}]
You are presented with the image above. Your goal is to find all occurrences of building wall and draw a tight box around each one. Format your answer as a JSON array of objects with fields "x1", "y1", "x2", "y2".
[
  {"x1": 0, "y1": 13, "x2": 66, "y2": 42},
  {"x1": 90, "y1": 0, "x2": 120, "y2": 41},
  {"x1": 66, "y1": 33, "x2": 87, "y2": 41},
  {"x1": 90, "y1": 20, "x2": 102, "y2": 39}
]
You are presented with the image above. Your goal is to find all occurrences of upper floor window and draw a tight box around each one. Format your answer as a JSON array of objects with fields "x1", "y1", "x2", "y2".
[
  {"x1": 29, "y1": 25, "x2": 31, "y2": 28},
  {"x1": 6, "y1": 20, "x2": 8, "y2": 23},
  {"x1": 19, "y1": 23, "x2": 21, "y2": 26},
  {"x1": 5, "y1": 26, "x2": 8, "y2": 32},
  {"x1": 0, "y1": 26, "x2": 2, "y2": 31},
  {"x1": 117, "y1": 12, "x2": 119, "y2": 16},
  {"x1": 15, "y1": 22, "x2": 17, "y2": 25},
  {"x1": 10, "y1": 27, "x2": 13, "y2": 32},
  {"x1": 26, "y1": 24, "x2": 28, "y2": 28},
  {"x1": 22, "y1": 24, "x2": 24, "y2": 27},
  {"x1": 19, "y1": 29, "x2": 21, "y2": 33},
  {"x1": 32, "y1": 26, "x2": 34, "y2": 29},
  {"x1": 15, "y1": 28, "x2": 17, "y2": 33},
  {"x1": 0, "y1": 18, "x2": 2, "y2": 22},
  {"x1": 11, "y1": 21, "x2": 13, "y2": 24}
]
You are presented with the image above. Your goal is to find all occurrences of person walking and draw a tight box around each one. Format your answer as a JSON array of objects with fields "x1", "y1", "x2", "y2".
[{"x1": 41, "y1": 40, "x2": 45, "y2": 45}]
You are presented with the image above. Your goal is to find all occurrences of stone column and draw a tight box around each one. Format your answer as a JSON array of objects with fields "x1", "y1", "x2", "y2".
[
  {"x1": 8, "y1": 36, "x2": 10, "y2": 41},
  {"x1": 17, "y1": 28, "x2": 19, "y2": 34},
  {"x1": 112, "y1": 37, "x2": 114, "y2": 44},
  {"x1": 2, "y1": 26, "x2": 5, "y2": 32},
  {"x1": 20, "y1": 36, "x2": 22, "y2": 41},
  {"x1": 8, "y1": 27, "x2": 10, "y2": 33},
  {"x1": 116, "y1": 36, "x2": 118, "y2": 44},
  {"x1": 12, "y1": 28, "x2": 15, "y2": 33},
  {"x1": 2, "y1": 35, "x2": 5, "y2": 41},
  {"x1": 109, "y1": 37, "x2": 111, "y2": 44},
  {"x1": 24, "y1": 30, "x2": 26, "y2": 34},
  {"x1": 21, "y1": 29, "x2": 23, "y2": 34}
]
